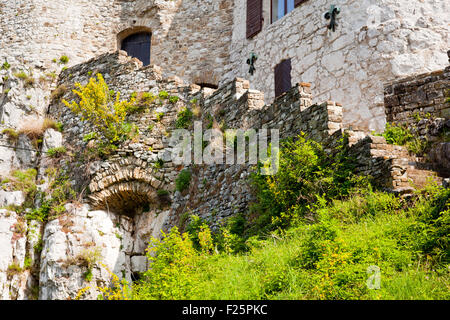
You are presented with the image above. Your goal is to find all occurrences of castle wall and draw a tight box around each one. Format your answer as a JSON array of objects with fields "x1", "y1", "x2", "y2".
[
  {"x1": 0, "y1": 0, "x2": 234, "y2": 127},
  {"x1": 228, "y1": 0, "x2": 450, "y2": 131}
]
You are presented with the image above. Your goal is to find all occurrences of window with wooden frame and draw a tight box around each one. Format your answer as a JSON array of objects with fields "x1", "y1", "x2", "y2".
[
  {"x1": 271, "y1": 0, "x2": 306, "y2": 23},
  {"x1": 274, "y1": 59, "x2": 292, "y2": 97}
]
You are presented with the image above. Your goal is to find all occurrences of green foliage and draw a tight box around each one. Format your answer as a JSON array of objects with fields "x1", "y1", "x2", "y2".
[
  {"x1": 62, "y1": 73, "x2": 136, "y2": 145},
  {"x1": 249, "y1": 133, "x2": 367, "y2": 233},
  {"x1": 106, "y1": 134, "x2": 449, "y2": 301},
  {"x1": 169, "y1": 95, "x2": 179, "y2": 104},
  {"x1": 133, "y1": 227, "x2": 200, "y2": 299},
  {"x1": 46, "y1": 146, "x2": 67, "y2": 158},
  {"x1": 154, "y1": 158, "x2": 164, "y2": 169},
  {"x1": 158, "y1": 90, "x2": 169, "y2": 100},
  {"x1": 59, "y1": 55, "x2": 69, "y2": 64},
  {"x1": 1, "y1": 61, "x2": 11, "y2": 70},
  {"x1": 13, "y1": 71, "x2": 28, "y2": 80},
  {"x1": 175, "y1": 169, "x2": 191, "y2": 192},
  {"x1": 130, "y1": 185, "x2": 449, "y2": 300},
  {"x1": 7, "y1": 263, "x2": 23, "y2": 277},
  {"x1": 2, "y1": 128, "x2": 19, "y2": 143},
  {"x1": 380, "y1": 123, "x2": 413, "y2": 145},
  {"x1": 379, "y1": 122, "x2": 430, "y2": 156},
  {"x1": 175, "y1": 107, "x2": 193, "y2": 129},
  {"x1": 25, "y1": 168, "x2": 76, "y2": 222},
  {"x1": 155, "y1": 112, "x2": 164, "y2": 122},
  {"x1": 83, "y1": 132, "x2": 97, "y2": 142}
]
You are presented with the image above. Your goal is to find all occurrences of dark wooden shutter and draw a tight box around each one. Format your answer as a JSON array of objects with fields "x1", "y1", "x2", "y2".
[
  {"x1": 294, "y1": 0, "x2": 307, "y2": 8},
  {"x1": 274, "y1": 59, "x2": 292, "y2": 97},
  {"x1": 121, "y1": 32, "x2": 151, "y2": 66},
  {"x1": 247, "y1": 0, "x2": 263, "y2": 39}
]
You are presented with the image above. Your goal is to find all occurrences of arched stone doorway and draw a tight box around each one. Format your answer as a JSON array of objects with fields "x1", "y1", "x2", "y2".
[{"x1": 118, "y1": 28, "x2": 152, "y2": 66}]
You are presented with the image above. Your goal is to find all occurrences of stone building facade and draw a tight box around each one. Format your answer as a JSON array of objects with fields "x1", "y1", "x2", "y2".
[
  {"x1": 228, "y1": 0, "x2": 449, "y2": 131},
  {"x1": 0, "y1": 0, "x2": 449, "y2": 300}
]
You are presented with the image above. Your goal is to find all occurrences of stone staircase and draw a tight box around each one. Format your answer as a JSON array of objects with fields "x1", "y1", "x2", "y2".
[{"x1": 347, "y1": 132, "x2": 445, "y2": 195}]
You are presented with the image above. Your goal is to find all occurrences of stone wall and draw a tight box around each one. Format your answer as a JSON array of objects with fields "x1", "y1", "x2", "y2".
[
  {"x1": 0, "y1": 49, "x2": 448, "y2": 300},
  {"x1": 384, "y1": 66, "x2": 450, "y2": 125},
  {"x1": 228, "y1": 0, "x2": 450, "y2": 131}
]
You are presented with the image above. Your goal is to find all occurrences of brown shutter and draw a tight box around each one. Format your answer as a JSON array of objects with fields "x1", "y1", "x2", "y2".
[
  {"x1": 274, "y1": 59, "x2": 292, "y2": 97},
  {"x1": 294, "y1": 0, "x2": 307, "y2": 8},
  {"x1": 247, "y1": 0, "x2": 263, "y2": 39}
]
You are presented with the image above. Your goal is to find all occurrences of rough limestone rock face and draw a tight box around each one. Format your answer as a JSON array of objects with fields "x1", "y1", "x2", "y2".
[
  {"x1": 38, "y1": 203, "x2": 167, "y2": 300},
  {"x1": 0, "y1": 190, "x2": 25, "y2": 208},
  {"x1": 0, "y1": 210, "x2": 39, "y2": 300},
  {"x1": 229, "y1": 0, "x2": 449, "y2": 131}
]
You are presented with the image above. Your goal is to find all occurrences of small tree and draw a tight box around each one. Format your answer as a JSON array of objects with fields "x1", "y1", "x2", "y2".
[{"x1": 63, "y1": 74, "x2": 136, "y2": 144}]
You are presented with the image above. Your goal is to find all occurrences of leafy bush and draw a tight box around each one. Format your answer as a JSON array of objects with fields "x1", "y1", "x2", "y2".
[
  {"x1": 1, "y1": 61, "x2": 11, "y2": 70},
  {"x1": 169, "y1": 95, "x2": 179, "y2": 104},
  {"x1": 379, "y1": 122, "x2": 430, "y2": 156},
  {"x1": 175, "y1": 169, "x2": 191, "y2": 192},
  {"x1": 250, "y1": 134, "x2": 367, "y2": 233},
  {"x1": 175, "y1": 107, "x2": 193, "y2": 129},
  {"x1": 381, "y1": 123, "x2": 413, "y2": 145},
  {"x1": 133, "y1": 227, "x2": 200, "y2": 299},
  {"x1": 129, "y1": 185, "x2": 449, "y2": 300},
  {"x1": 158, "y1": 91, "x2": 169, "y2": 100},
  {"x1": 46, "y1": 146, "x2": 67, "y2": 158},
  {"x1": 63, "y1": 73, "x2": 136, "y2": 145},
  {"x1": 59, "y1": 55, "x2": 69, "y2": 64}
]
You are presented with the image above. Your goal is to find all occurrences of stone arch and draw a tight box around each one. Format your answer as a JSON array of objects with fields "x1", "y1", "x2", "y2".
[
  {"x1": 116, "y1": 26, "x2": 153, "y2": 50},
  {"x1": 116, "y1": 26, "x2": 153, "y2": 66},
  {"x1": 89, "y1": 181, "x2": 158, "y2": 216},
  {"x1": 88, "y1": 164, "x2": 167, "y2": 216}
]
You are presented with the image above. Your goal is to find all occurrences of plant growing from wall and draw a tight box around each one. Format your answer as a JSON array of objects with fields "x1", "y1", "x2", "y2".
[
  {"x1": 175, "y1": 107, "x2": 193, "y2": 129},
  {"x1": 175, "y1": 169, "x2": 191, "y2": 192},
  {"x1": 378, "y1": 122, "x2": 430, "y2": 156},
  {"x1": 46, "y1": 146, "x2": 67, "y2": 158},
  {"x1": 62, "y1": 73, "x2": 137, "y2": 146},
  {"x1": 1, "y1": 60, "x2": 11, "y2": 70}
]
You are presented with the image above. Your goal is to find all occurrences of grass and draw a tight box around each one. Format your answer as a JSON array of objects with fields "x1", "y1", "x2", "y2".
[
  {"x1": 18, "y1": 117, "x2": 60, "y2": 141},
  {"x1": 129, "y1": 187, "x2": 449, "y2": 300}
]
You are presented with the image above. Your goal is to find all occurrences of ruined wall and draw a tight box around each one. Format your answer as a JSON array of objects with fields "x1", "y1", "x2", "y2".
[
  {"x1": 228, "y1": 0, "x2": 450, "y2": 131},
  {"x1": 385, "y1": 65, "x2": 450, "y2": 125}
]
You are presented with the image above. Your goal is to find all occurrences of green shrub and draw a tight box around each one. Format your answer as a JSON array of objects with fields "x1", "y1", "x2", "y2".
[
  {"x1": 175, "y1": 107, "x2": 193, "y2": 129},
  {"x1": 380, "y1": 123, "x2": 413, "y2": 145},
  {"x1": 158, "y1": 91, "x2": 169, "y2": 100},
  {"x1": 133, "y1": 227, "x2": 200, "y2": 299},
  {"x1": 13, "y1": 71, "x2": 28, "y2": 80},
  {"x1": 249, "y1": 133, "x2": 366, "y2": 233},
  {"x1": 169, "y1": 95, "x2": 179, "y2": 104},
  {"x1": 62, "y1": 73, "x2": 136, "y2": 145},
  {"x1": 175, "y1": 169, "x2": 191, "y2": 192},
  {"x1": 59, "y1": 55, "x2": 69, "y2": 64},
  {"x1": 154, "y1": 158, "x2": 164, "y2": 169},
  {"x1": 379, "y1": 122, "x2": 430, "y2": 156},
  {"x1": 155, "y1": 112, "x2": 164, "y2": 122},
  {"x1": 46, "y1": 146, "x2": 67, "y2": 158},
  {"x1": 2, "y1": 128, "x2": 19, "y2": 143},
  {"x1": 83, "y1": 132, "x2": 97, "y2": 142},
  {"x1": 1, "y1": 61, "x2": 11, "y2": 70}
]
